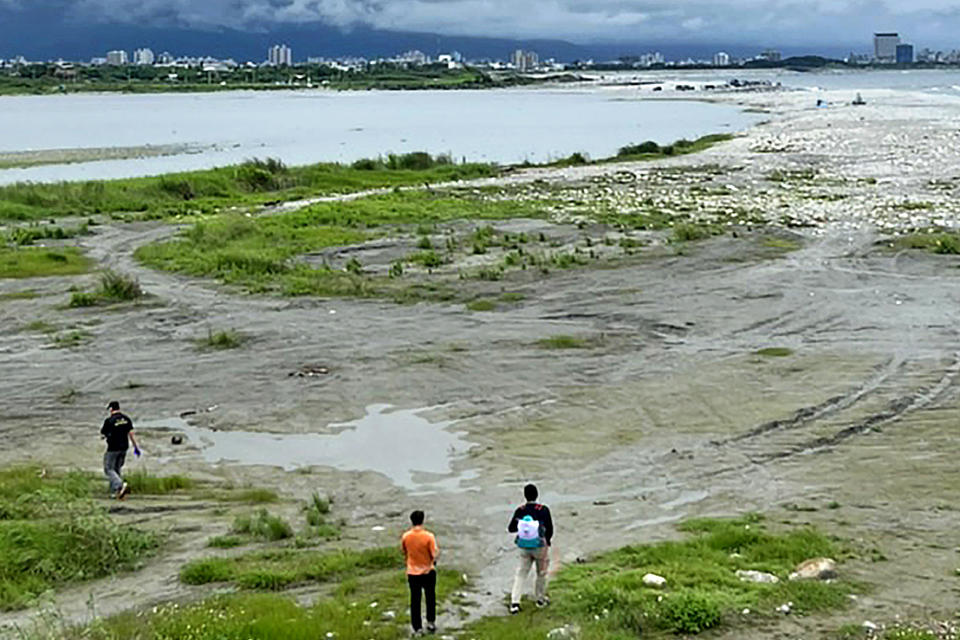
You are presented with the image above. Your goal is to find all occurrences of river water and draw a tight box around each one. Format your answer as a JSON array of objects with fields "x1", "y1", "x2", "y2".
[{"x1": 0, "y1": 86, "x2": 759, "y2": 184}]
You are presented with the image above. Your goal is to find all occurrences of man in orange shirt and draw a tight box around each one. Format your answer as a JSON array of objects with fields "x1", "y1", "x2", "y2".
[{"x1": 401, "y1": 510, "x2": 439, "y2": 636}]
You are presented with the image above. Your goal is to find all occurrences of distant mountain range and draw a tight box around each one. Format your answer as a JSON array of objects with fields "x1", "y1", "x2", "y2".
[{"x1": 0, "y1": 5, "x2": 853, "y2": 63}]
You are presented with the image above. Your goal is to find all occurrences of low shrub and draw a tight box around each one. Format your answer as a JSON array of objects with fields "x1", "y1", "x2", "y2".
[
  {"x1": 233, "y1": 509, "x2": 293, "y2": 542},
  {"x1": 124, "y1": 471, "x2": 194, "y2": 494}
]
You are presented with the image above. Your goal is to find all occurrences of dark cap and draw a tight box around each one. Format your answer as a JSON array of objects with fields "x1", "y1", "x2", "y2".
[{"x1": 106, "y1": 401, "x2": 120, "y2": 411}]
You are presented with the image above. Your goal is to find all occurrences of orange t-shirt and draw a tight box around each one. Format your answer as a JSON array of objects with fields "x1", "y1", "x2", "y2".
[{"x1": 401, "y1": 526, "x2": 438, "y2": 575}]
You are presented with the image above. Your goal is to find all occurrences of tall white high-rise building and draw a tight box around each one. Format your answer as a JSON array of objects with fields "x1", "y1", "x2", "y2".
[
  {"x1": 133, "y1": 48, "x2": 155, "y2": 65},
  {"x1": 268, "y1": 44, "x2": 293, "y2": 66},
  {"x1": 511, "y1": 49, "x2": 539, "y2": 71},
  {"x1": 713, "y1": 51, "x2": 730, "y2": 66},
  {"x1": 874, "y1": 33, "x2": 900, "y2": 62},
  {"x1": 106, "y1": 50, "x2": 128, "y2": 65}
]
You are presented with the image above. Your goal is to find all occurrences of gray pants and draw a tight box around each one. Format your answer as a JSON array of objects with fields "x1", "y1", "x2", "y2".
[
  {"x1": 103, "y1": 450, "x2": 127, "y2": 494},
  {"x1": 511, "y1": 546, "x2": 549, "y2": 604}
]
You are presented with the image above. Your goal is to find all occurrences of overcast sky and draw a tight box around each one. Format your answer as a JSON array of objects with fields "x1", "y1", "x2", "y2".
[{"x1": 3, "y1": 0, "x2": 960, "y2": 49}]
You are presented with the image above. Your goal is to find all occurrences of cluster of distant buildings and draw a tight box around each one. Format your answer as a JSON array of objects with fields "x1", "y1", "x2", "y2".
[{"x1": 4, "y1": 33, "x2": 960, "y2": 74}]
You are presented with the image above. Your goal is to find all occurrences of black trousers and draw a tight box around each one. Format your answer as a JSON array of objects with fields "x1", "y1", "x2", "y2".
[{"x1": 407, "y1": 570, "x2": 436, "y2": 630}]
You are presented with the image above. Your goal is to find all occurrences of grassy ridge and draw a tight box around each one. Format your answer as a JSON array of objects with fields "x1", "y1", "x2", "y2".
[
  {"x1": 0, "y1": 155, "x2": 498, "y2": 222},
  {"x1": 134, "y1": 191, "x2": 549, "y2": 297},
  {"x1": 0, "y1": 246, "x2": 91, "y2": 278}
]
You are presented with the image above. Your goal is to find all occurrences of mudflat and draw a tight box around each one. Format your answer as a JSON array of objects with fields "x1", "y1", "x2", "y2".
[{"x1": 2, "y1": 84, "x2": 960, "y2": 638}]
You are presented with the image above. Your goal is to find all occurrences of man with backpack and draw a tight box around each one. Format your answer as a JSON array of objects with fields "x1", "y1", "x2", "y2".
[{"x1": 507, "y1": 483, "x2": 553, "y2": 614}]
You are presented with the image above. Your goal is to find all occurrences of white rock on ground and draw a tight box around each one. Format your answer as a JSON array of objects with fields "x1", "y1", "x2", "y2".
[
  {"x1": 789, "y1": 557, "x2": 838, "y2": 580},
  {"x1": 736, "y1": 569, "x2": 780, "y2": 583},
  {"x1": 642, "y1": 573, "x2": 667, "y2": 587}
]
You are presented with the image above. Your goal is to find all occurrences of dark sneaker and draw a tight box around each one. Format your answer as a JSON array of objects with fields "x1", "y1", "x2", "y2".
[
  {"x1": 117, "y1": 482, "x2": 131, "y2": 500},
  {"x1": 509, "y1": 603, "x2": 521, "y2": 615},
  {"x1": 536, "y1": 597, "x2": 550, "y2": 608},
  {"x1": 426, "y1": 622, "x2": 437, "y2": 634}
]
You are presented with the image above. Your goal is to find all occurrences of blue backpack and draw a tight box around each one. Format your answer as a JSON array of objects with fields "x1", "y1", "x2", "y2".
[{"x1": 516, "y1": 515, "x2": 544, "y2": 549}]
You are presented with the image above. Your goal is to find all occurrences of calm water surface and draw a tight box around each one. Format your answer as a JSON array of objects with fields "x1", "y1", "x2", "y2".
[{"x1": 0, "y1": 86, "x2": 759, "y2": 183}]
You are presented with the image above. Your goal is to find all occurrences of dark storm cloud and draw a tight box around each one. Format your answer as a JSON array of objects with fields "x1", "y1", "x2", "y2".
[{"x1": 6, "y1": 0, "x2": 960, "y2": 47}]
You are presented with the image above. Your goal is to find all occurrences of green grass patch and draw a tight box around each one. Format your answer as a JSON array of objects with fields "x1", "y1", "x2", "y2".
[
  {"x1": 135, "y1": 191, "x2": 548, "y2": 298},
  {"x1": 671, "y1": 222, "x2": 718, "y2": 243},
  {"x1": 892, "y1": 201, "x2": 934, "y2": 211},
  {"x1": 465, "y1": 514, "x2": 854, "y2": 639},
  {"x1": 762, "y1": 237, "x2": 802, "y2": 251},
  {"x1": 612, "y1": 134, "x2": 734, "y2": 163},
  {"x1": 0, "y1": 155, "x2": 498, "y2": 222},
  {"x1": 893, "y1": 232, "x2": 960, "y2": 255},
  {"x1": 0, "y1": 247, "x2": 91, "y2": 279},
  {"x1": 0, "y1": 466, "x2": 158, "y2": 610},
  {"x1": 0, "y1": 289, "x2": 38, "y2": 301},
  {"x1": 124, "y1": 471, "x2": 194, "y2": 495},
  {"x1": 233, "y1": 509, "x2": 294, "y2": 542},
  {"x1": 51, "y1": 329, "x2": 92, "y2": 349},
  {"x1": 180, "y1": 546, "x2": 399, "y2": 589},
  {"x1": 756, "y1": 347, "x2": 794, "y2": 357},
  {"x1": 23, "y1": 319, "x2": 56, "y2": 333},
  {"x1": 538, "y1": 335, "x2": 591, "y2": 349},
  {"x1": 67, "y1": 565, "x2": 466, "y2": 640},
  {"x1": 466, "y1": 298, "x2": 497, "y2": 312},
  {"x1": 2, "y1": 222, "x2": 91, "y2": 245},
  {"x1": 197, "y1": 328, "x2": 246, "y2": 350},
  {"x1": 208, "y1": 535, "x2": 245, "y2": 549}
]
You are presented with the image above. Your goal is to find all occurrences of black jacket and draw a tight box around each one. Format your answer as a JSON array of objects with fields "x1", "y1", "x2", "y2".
[{"x1": 507, "y1": 502, "x2": 553, "y2": 546}]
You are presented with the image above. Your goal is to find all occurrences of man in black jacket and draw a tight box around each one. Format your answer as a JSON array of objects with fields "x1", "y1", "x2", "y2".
[
  {"x1": 506, "y1": 483, "x2": 553, "y2": 613},
  {"x1": 100, "y1": 401, "x2": 140, "y2": 499}
]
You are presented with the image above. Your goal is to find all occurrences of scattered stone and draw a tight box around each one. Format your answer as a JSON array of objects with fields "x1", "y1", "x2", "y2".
[
  {"x1": 369, "y1": 601, "x2": 378, "y2": 608},
  {"x1": 776, "y1": 603, "x2": 792, "y2": 614},
  {"x1": 381, "y1": 610, "x2": 396, "y2": 620},
  {"x1": 789, "y1": 557, "x2": 837, "y2": 580},
  {"x1": 546, "y1": 624, "x2": 580, "y2": 639},
  {"x1": 371, "y1": 526, "x2": 386, "y2": 532},
  {"x1": 171, "y1": 435, "x2": 183, "y2": 445},
  {"x1": 592, "y1": 499, "x2": 614, "y2": 506},
  {"x1": 742, "y1": 608, "x2": 751, "y2": 615},
  {"x1": 642, "y1": 573, "x2": 667, "y2": 587},
  {"x1": 736, "y1": 570, "x2": 780, "y2": 584},
  {"x1": 862, "y1": 621, "x2": 878, "y2": 631},
  {"x1": 290, "y1": 365, "x2": 330, "y2": 377}
]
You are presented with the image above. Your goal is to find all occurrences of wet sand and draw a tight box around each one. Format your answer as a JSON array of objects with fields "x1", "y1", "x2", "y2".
[{"x1": 2, "y1": 85, "x2": 960, "y2": 637}]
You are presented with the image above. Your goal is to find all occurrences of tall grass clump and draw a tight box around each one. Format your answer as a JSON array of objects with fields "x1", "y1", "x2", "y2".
[
  {"x1": 68, "y1": 269, "x2": 143, "y2": 307},
  {"x1": 197, "y1": 328, "x2": 245, "y2": 350},
  {"x1": 233, "y1": 509, "x2": 293, "y2": 542},
  {"x1": 124, "y1": 471, "x2": 194, "y2": 494}
]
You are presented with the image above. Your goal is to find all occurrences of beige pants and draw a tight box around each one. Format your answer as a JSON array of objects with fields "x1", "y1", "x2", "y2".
[{"x1": 511, "y1": 546, "x2": 549, "y2": 604}]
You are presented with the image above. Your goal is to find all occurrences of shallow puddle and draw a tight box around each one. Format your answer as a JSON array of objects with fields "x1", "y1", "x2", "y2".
[{"x1": 142, "y1": 404, "x2": 474, "y2": 490}]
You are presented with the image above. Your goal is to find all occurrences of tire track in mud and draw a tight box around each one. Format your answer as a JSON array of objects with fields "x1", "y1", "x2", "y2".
[
  {"x1": 723, "y1": 355, "x2": 905, "y2": 443},
  {"x1": 756, "y1": 352, "x2": 960, "y2": 461}
]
